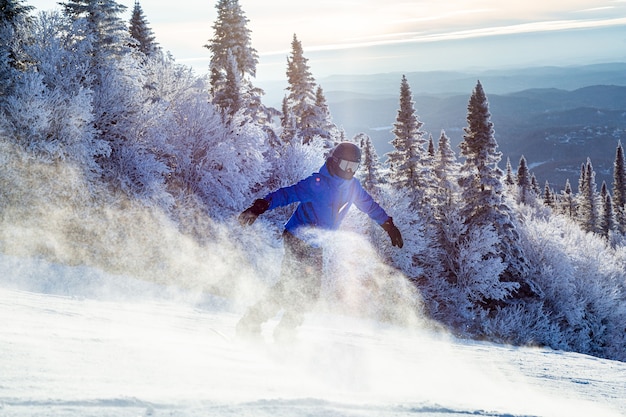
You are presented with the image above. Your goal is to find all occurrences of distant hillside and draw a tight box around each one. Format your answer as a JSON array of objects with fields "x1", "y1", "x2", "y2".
[
  {"x1": 260, "y1": 62, "x2": 626, "y2": 106},
  {"x1": 325, "y1": 79, "x2": 626, "y2": 190}
]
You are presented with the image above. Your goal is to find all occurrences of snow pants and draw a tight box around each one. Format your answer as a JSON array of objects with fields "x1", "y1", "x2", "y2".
[{"x1": 239, "y1": 230, "x2": 323, "y2": 335}]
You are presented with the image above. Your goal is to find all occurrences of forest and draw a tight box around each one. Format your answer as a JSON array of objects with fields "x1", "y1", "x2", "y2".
[{"x1": 1, "y1": 0, "x2": 625, "y2": 362}]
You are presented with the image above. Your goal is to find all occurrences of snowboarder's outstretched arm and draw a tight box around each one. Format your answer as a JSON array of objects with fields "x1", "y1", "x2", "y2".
[{"x1": 352, "y1": 182, "x2": 403, "y2": 248}]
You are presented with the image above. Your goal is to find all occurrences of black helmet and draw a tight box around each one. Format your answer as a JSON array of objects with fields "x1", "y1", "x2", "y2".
[{"x1": 328, "y1": 142, "x2": 361, "y2": 180}]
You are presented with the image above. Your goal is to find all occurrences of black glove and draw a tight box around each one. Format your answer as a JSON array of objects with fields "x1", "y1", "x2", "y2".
[
  {"x1": 381, "y1": 217, "x2": 403, "y2": 248},
  {"x1": 238, "y1": 198, "x2": 270, "y2": 226}
]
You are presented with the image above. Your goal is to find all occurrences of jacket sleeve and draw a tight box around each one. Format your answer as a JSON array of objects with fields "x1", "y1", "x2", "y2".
[
  {"x1": 352, "y1": 182, "x2": 390, "y2": 225},
  {"x1": 263, "y1": 175, "x2": 321, "y2": 210}
]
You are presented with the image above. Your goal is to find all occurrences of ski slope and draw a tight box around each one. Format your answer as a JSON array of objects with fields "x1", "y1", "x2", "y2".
[{"x1": 0, "y1": 254, "x2": 624, "y2": 417}]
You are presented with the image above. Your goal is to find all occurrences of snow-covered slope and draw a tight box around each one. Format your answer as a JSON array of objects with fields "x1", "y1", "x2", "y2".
[{"x1": 1, "y1": 254, "x2": 624, "y2": 417}]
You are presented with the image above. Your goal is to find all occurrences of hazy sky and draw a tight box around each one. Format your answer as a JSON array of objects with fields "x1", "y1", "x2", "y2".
[{"x1": 26, "y1": 0, "x2": 626, "y2": 81}]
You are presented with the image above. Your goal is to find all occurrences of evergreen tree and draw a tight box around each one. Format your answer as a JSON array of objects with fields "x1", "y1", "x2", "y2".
[
  {"x1": 61, "y1": 0, "x2": 131, "y2": 65},
  {"x1": 204, "y1": 0, "x2": 260, "y2": 119},
  {"x1": 312, "y1": 85, "x2": 337, "y2": 143},
  {"x1": 578, "y1": 158, "x2": 599, "y2": 233},
  {"x1": 561, "y1": 178, "x2": 576, "y2": 217},
  {"x1": 205, "y1": 0, "x2": 257, "y2": 82},
  {"x1": 504, "y1": 157, "x2": 515, "y2": 186},
  {"x1": 543, "y1": 181, "x2": 555, "y2": 209},
  {"x1": 355, "y1": 133, "x2": 384, "y2": 197},
  {"x1": 427, "y1": 134, "x2": 435, "y2": 158},
  {"x1": 600, "y1": 181, "x2": 614, "y2": 239},
  {"x1": 458, "y1": 81, "x2": 533, "y2": 301},
  {"x1": 284, "y1": 34, "x2": 318, "y2": 144},
  {"x1": 530, "y1": 173, "x2": 541, "y2": 196},
  {"x1": 1, "y1": 0, "x2": 33, "y2": 23},
  {"x1": 129, "y1": 0, "x2": 159, "y2": 57},
  {"x1": 1, "y1": 0, "x2": 33, "y2": 96},
  {"x1": 213, "y1": 49, "x2": 243, "y2": 117},
  {"x1": 613, "y1": 141, "x2": 626, "y2": 234},
  {"x1": 279, "y1": 96, "x2": 296, "y2": 143},
  {"x1": 387, "y1": 75, "x2": 429, "y2": 211},
  {"x1": 433, "y1": 129, "x2": 460, "y2": 213},
  {"x1": 516, "y1": 155, "x2": 532, "y2": 204}
]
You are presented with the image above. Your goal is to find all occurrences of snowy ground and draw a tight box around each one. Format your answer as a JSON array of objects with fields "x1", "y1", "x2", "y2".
[{"x1": 1, "y1": 254, "x2": 625, "y2": 417}]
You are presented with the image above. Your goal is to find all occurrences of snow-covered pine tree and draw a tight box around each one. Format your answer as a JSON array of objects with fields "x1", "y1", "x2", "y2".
[
  {"x1": 516, "y1": 155, "x2": 532, "y2": 204},
  {"x1": 613, "y1": 141, "x2": 626, "y2": 234},
  {"x1": 205, "y1": 0, "x2": 259, "y2": 117},
  {"x1": 61, "y1": 0, "x2": 131, "y2": 66},
  {"x1": 213, "y1": 49, "x2": 244, "y2": 117},
  {"x1": 129, "y1": 0, "x2": 159, "y2": 57},
  {"x1": 386, "y1": 74, "x2": 430, "y2": 212},
  {"x1": 0, "y1": 0, "x2": 33, "y2": 99},
  {"x1": 504, "y1": 157, "x2": 515, "y2": 187},
  {"x1": 530, "y1": 173, "x2": 541, "y2": 196},
  {"x1": 543, "y1": 181, "x2": 555, "y2": 209},
  {"x1": 577, "y1": 158, "x2": 599, "y2": 234},
  {"x1": 1, "y1": 0, "x2": 33, "y2": 23},
  {"x1": 458, "y1": 80, "x2": 535, "y2": 302},
  {"x1": 206, "y1": 0, "x2": 257, "y2": 81},
  {"x1": 561, "y1": 178, "x2": 576, "y2": 218},
  {"x1": 599, "y1": 181, "x2": 614, "y2": 239},
  {"x1": 385, "y1": 75, "x2": 440, "y2": 289},
  {"x1": 427, "y1": 134, "x2": 435, "y2": 158},
  {"x1": 279, "y1": 96, "x2": 297, "y2": 144},
  {"x1": 433, "y1": 129, "x2": 460, "y2": 216},
  {"x1": 356, "y1": 133, "x2": 384, "y2": 198},
  {"x1": 430, "y1": 129, "x2": 464, "y2": 290},
  {"x1": 313, "y1": 85, "x2": 337, "y2": 144},
  {"x1": 284, "y1": 34, "x2": 319, "y2": 144}
]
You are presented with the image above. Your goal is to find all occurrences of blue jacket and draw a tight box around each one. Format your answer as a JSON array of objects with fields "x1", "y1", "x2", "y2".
[{"x1": 264, "y1": 163, "x2": 390, "y2": 238}]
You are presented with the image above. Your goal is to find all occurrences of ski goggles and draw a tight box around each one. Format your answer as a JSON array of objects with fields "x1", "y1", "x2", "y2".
[{"x1": 336, "y1": 158, "x2": 360, "y2": 173}]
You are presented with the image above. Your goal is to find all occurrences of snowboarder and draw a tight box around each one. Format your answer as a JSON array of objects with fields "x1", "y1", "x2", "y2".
[{"x1": 237, "y1": 142, "x2": 403, "y2": 341}]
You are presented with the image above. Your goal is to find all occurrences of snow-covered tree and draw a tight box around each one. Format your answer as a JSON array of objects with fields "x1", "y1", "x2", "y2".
[
  {"x1": 0, "y1": 0, "x2": 33, "y2": 100},
  {"x1": 543, "y1": 181, "x2": 555, "y2": 209},
  {"x1": 312, "y1": 85, "x2": 337, "y2": 143},
  {"x1": 0, "y1": 11, "x2": 112, "y2": 184},
  {"x1": 129, "y1": 0, "x2": 159, "y2": 57},
  {"x1": 458, "y1": 81, "x2": 534, "y2": 302},
  {"x1": 204, "y1": 0, "x2": 262, "y2": 120},
  {"x1": 205, "y1": 0, "x2": 257, "y2": 84},
  {"x1": 427, "y1": 134, "x2": 435, "y2": 158},
  {"x1": 1, "y1": 0, "x2": 32, "y2": 23},
  {"x1": 279, "y1": 96, "x2": 296, "y2": 144},
  {"x1": 387, "y1": 75, "x2": 430, "y2": 211},
  {"x1": 432, "y1": 129, "x2": 460, "y2": 214},
  {"x1": 355, "y1": 133, "x2": 384, "y2": 198},
  {"x1": 516, "y1": 155, "x2": 532, "y2": 204},
  {"x1": 530, "y1": 173, "x2": 541, "y2": 196},
  {"x1": 142, "y1": 63, "x2": 269, "y2": 217},
  {"x1": 212, "y1": 49, "x2": 244, "y2": 117},
  {"x1": 577, "y1": 158, "x2": 599, "y2": 234},
  {"x1": 504, "y1": 157, "x2": 515, "y2": 186},
  {"x1": 61, "y1": 0, "x2": 131, "y2": 66},
  {"x1": 284, "y1": 34, "x2": 319, "y2": 144},
  {"x1": 613, "y1": 141, "x2": 626, "y2": 234},
  {"x1": 58, "y1": 1, "x2": 174, "y2": 204},
  {"x1": 560, "y1": 179, "x2": 576, "y2": 218},
  {"x1": 599, "y1": 181, "x2": 614, "y2": 239}
]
